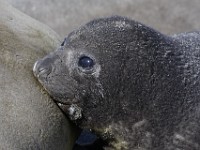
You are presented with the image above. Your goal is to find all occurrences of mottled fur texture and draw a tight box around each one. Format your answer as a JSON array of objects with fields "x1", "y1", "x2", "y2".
[{"x1": 33, "y1": 16, "x2": 200, "y2": 149}]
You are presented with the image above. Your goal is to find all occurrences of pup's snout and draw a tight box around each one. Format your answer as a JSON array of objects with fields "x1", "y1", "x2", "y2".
[
  {"x1": 33, "y1": 58, "x2": 53, "y2": 78},
  {"x1": 33, "y1": 60, "x2": 40, "y2": 77}
]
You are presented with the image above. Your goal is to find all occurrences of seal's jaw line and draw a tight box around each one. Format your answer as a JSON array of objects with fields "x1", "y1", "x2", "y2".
[
  {"x1": 54, "y1": 99, "x2": 75, "y2": 105},
  {"x1": 52, "y1": 96, "x2": 80, "y2": 105},
  {"x1": 53, "y1": 99, "x2": 83, "y2": 121},
  {"x1": 55, "y1": 101, "x2": 71, "y2": 114}
]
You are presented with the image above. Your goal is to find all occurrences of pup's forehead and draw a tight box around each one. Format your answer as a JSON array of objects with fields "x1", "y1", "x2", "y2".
[
  {"x1": 85, "y1": 16, "x2": 134, "y2": 29},
  {"x1": 67, "y1": 16, "x2": 135, "y2": 41},
  {"x1": 63, "y1": 17, "x2": 137, "y2": 57},
  {"x1": 114, "y1": 19, "x2": 132, "y2": 29}
]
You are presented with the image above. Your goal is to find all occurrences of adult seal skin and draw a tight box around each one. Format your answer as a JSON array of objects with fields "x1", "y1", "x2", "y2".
[
  {"x1": 33, "y1": 16, "x2": 200, "y2": 150},
  {"x1": 0, "y1": 1, "x2": 78, "y2": 149}
]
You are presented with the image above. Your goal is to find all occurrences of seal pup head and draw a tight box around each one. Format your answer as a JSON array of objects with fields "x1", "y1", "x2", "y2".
[{"x1": 33, "y1": 16, "x2": 180, "y2": 149}]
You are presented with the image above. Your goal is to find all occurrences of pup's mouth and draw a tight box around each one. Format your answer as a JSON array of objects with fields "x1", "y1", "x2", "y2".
[
  {"x1": 55, "y1": 100, "x2": 83, "y2": 121},
  {"x1": 33, "y1": 59, "x2": 83, "y2": 120},
  {"x1": 56, "y1": 102, "x2": 71, "y2": 113}
]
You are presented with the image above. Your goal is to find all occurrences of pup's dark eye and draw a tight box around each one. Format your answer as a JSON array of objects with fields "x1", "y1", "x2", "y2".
[{"x1": 78, "y1": 56, "x2": 94, "y2": 69}]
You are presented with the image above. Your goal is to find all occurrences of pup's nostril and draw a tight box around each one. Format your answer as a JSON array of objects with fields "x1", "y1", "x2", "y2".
[
  {"x1": 33, "y1": 59, "x2": 52, "y2": 78},
  {"x1": 38, "y1": 67, "x2": 48, "y2": 74}
]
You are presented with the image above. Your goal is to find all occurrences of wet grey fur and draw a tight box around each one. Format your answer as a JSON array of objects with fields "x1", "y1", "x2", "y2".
[{"x1": 33, "y1": 16, "x2": 200, "y2": 150}]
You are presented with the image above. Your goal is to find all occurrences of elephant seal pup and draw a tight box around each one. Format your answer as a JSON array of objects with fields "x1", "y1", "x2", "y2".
[{"x1": 33, "y1": 16, "x2": 200, "y2": 150}]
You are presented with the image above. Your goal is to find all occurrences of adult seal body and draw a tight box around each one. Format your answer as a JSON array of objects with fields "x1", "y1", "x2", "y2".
[
  {"x1": 33, "y1": 16, "x2": 200, "y2": 149},
  {"x1": 0, "y1": 1, "x2": 78, "y2": 149}
]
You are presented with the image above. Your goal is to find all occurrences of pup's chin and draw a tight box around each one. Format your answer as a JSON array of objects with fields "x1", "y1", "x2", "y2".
[
  {"x1": 56, "y1": 102, "x2": 83, "y2": 121},
  {"x1": 56, "y1": 102, "x2": 70, "y2": 113}
]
